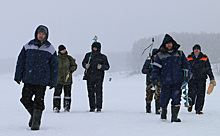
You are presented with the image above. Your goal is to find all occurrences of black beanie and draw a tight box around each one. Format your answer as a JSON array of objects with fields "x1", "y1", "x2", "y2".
[
  {"x1": 58, "y1": 45, "x2": 66, "y2": 52},
  {"x1": 193, "y1": 44, "x2": 201, "y2": 51}
]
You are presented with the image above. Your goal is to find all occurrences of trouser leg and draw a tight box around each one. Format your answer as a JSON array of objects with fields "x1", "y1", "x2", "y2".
[
  {"x1": 188, "y1": 80, "x2": 197, "y2": 108},
  {"x1": 171, "y1": 83, "x2": 182, "y2": 107},
  {"x1": 146, "y1": 82, "x2": 153, "y2": 113},
  {"x1": 64, "y1": 84, "x2": 72, "y2": 111},
  {"x1": 53, "y1": 84, "x2": 63, "y2": 110},
  {"x1": 195, "y1": 82, "x2": 206, "y2": 111},
  {"x1": 87, "y1": 81, "x2": 96, "y2": 110},
  {"x1": 95, "y1": 81, "x2": 103, "y2": 109}
]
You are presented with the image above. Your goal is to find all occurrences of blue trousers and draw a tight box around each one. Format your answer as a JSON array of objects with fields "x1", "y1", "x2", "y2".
[{"x1": 160, "y1": 83, "x2": 182, "y2": 108}]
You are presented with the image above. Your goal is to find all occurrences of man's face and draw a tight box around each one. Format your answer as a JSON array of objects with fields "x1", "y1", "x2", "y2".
[
  {"x1": 93, "y1": 47, "x2": 98, "y2": 51},
  {"x1": 153, "y1": 55, "x2": 157, "y2": 59},
  {"x1": 194, "y1": 49, "x2": 201, "y2": 55},
  {"x1": 37, "y1": 32, "x2": 46, "y2": 41},
  {"x1": 60, "y1": 49, "x2": 67, "y2": 54},
  {"x1": 165, "y1": 42, "x2": 173, "y2": 50}
]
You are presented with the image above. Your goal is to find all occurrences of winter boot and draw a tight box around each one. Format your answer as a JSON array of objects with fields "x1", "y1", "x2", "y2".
[
  {"x1": 27, "y1": 108, "x2": 33, "y2": 127},
  {"x1": 171, "y1": 106, "x2": 181, "y2": 123},
  {"x1": 97, "y1": 108, "x2": 101, "y2": 113},
  {"x1": 64, "y1": 98, "x2": 71, "y2": 112},
  {"x1": 146, "y1": 102, "x2": 151, "y2": 113},
  {"x1": 53, "y1": 107, "x2": 60, "y2": 113},
  {"x1": 196, "y1": 110, "x2": 203, "y2": 115},
  {"x1": 89, "y1": 109, "x2": 95, "y2": 112},
  {"x1": 161, "y1": 107, "x2": 167, "y2": 120},
  {"x1": 188, "y1": 106, "x2": 192, "y2": 112},
  {"x1": 31, "y1": 109, "x2": 43, "y2": 130},
  {"x1": 155, "y1": 101, "x2": 160, "y2": 115}
]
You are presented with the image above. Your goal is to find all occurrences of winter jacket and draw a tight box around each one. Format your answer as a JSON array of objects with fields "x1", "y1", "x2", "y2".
[
  {"x1": 14, "y1": 25, "x2": 58, "y2": 87},
  {"x1": 187, "y1": 52, "x2": 214, "y2": 81},
  {"x1": 82, "y1": 42, "x2": 110, "y2": 82},
  {"x1": 142, "y1": 49, "x2": 159, "y2": 82},
  {"x1": 151, "y1": 34, "x2": 190, "y2": 85},
  {"x1": 57, "y1": 52, "x2": 77, "y2": 85}
]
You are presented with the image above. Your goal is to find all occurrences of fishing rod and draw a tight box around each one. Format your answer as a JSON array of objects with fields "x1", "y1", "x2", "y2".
[{"x1": 141, "y1": 38, "x2": 154, "y2": 57}]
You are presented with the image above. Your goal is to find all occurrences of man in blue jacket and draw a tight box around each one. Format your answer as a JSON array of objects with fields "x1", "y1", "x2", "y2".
[
  {"x1": 14, "y1": 25, "x2": 58, "y2": 130},
  {"x1": 187, "y1": 44, "x2": 216, "y2": 114},
  {"x1": 150, "y1": 34, "x2": 190, "y2": 122},
  {"x1": 142, "y1": 49, "x2": 161, "y2": 114}
]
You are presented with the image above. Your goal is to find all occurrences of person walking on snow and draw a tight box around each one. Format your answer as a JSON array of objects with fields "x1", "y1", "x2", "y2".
[
  {"x1": 142, "y1": 48, "x2": 161, "y2": 114},
  {"x1": 187, "y1": 44, "x2": 216, "y2": 114},
  {"x1": 82, "y1": 42, "x2": 110, "y2": 113},
  {"x1": 53, "y1": 45, "x2": 77, "y2": 113},
  {"x1": 150, "y1": 34, "x2": 191, "y2": 122},
  {"x1": 14, "y1": 25, "x2": 58, "y2": 130}
]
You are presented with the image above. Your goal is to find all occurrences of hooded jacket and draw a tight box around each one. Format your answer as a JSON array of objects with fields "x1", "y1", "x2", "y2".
[
  {"x1": 82, "y1": 42, "x2": 110, "y2": 82},
  {"x1": 151, "y1": 34, "x2": 190, "y2": 85},
  {"x1": 142, "y1": 48, "x2": 159, "y2": 82},
  {"x1": 14, "y1": 25, "x2": 58, "y2": 87},
  {"x1": 57, "y1": 52, "x2": 77, "y2": 85}
]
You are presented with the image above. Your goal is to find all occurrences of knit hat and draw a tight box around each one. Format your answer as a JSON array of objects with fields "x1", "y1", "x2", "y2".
[
  {"x1": 58, "y1": 45, "x2": 66, "y2": 52},
  {"x1": 37, "y1": 26, "x2": 48, "y2": 34},
  {"x1": 193, "y1": 44, "x2": 201, "y2": 51}
]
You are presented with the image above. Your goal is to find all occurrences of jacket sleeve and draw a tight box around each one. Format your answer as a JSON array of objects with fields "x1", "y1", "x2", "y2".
[
  {"x1": 150, "y1": 55, "x2": 162, "y2": 81},
  {"x1": 141, "y1": 59, "x2": 151, "y2": 74},
  {"x1": 101, "y1": 55, "x2": 110, "y2": 71},
  {"x1": 68, "y1": 56, "x2": 77, "y2": 73},
  {"x1": 14, "y1": 47, "x2": 26, "y2": 81},
  {"x1": 49, "y1": 52, "x2": 58, "y2": 87},
  {"x1": 206, "y1": 58, "x2": 214, "y2": 80},
  {"x1": 82, "y1": 53, "x2": 90, "y2": 69}
]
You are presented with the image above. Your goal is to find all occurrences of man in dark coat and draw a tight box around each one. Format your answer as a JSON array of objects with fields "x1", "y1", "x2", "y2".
[
  {"x1": 14, "y1": 25, "x2": 58, "y2": 130},
  {"x1": 82, "y1": 42, "x2": 110, "y2": 112},
  {"x1": 142, "y1": 48, "x2": 161, "y2": 114},
  {"x1": 53, "y1": 45, "x2": 77, "y2": 113},
  {"x1": 150, "y1": 34, "x2": 190, "y2": 122},
  {"x1": 187, "y1": 44, "x2": 216, "y2": 114}
]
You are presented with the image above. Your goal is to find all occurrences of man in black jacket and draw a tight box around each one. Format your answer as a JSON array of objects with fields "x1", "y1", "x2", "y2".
[
  {"x1": 187, "y1": 44, "x2": 216, "y2": 114},
  {"x1": 82, "y1": 42, "x2": 110, "y2": 112}
]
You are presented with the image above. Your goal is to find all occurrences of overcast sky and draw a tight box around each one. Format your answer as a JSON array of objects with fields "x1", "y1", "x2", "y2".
[{"x1": 0, "y1": 0, "x2": 219, "y2": 59}]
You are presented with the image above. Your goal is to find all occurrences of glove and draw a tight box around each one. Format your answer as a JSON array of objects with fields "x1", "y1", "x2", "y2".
[
  {"x1": 97, "y1": 64, "x2": 102, "y2": 69},
  {"x1": 14, "y1": 79, "x2": 21, "y2": 85},
  {"x1": 210, "y1": 80, "x2": 216, "y2": 86},
  {"x1": 85, "y1": 64, "x2": 90, "y2": 69},
  {"x1": 49, "y1": 86, "x2": 55, "y2": 89}
]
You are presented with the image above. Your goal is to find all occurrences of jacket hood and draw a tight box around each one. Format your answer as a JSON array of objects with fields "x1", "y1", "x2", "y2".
[
  {"x1": 152, "y1": 48, "x2": 159, "y2": 56},
  {"x1": 159, "y1": 34, "x2": 180, "y2": 52},
  {"x1": 35, "y1": 25, "x2": 49, "y2": 41},
  {"x1": 92, "y1": 42, "x2": 101, "y2": 53}
]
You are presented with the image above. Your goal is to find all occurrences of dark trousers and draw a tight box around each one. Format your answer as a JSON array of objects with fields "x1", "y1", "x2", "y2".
[
  {"x1": 188, "y1": 80, "x2": 206, "y2": 111},
  {"x1": 87, "y1": 80, "x2": 103, "y2": 110},
  {"x1": 160, "y1": 83, "x2": 182, "y2": 108},
  {"x1": 53, "y1": 84, "x2": 72, "y2": 110},
  {"x1": 20, "y1": 83, "x2": 46, "y2": 111}
]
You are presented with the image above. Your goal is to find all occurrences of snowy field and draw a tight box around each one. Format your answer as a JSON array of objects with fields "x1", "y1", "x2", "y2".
[{"x1": 0, "y1": 73, "x2": 219, "y2": 136}]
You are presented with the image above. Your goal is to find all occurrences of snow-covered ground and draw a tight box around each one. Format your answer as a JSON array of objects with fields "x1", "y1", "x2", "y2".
[{"x1": 0, "y1": 73, "x2": 219, "y2": 136}]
